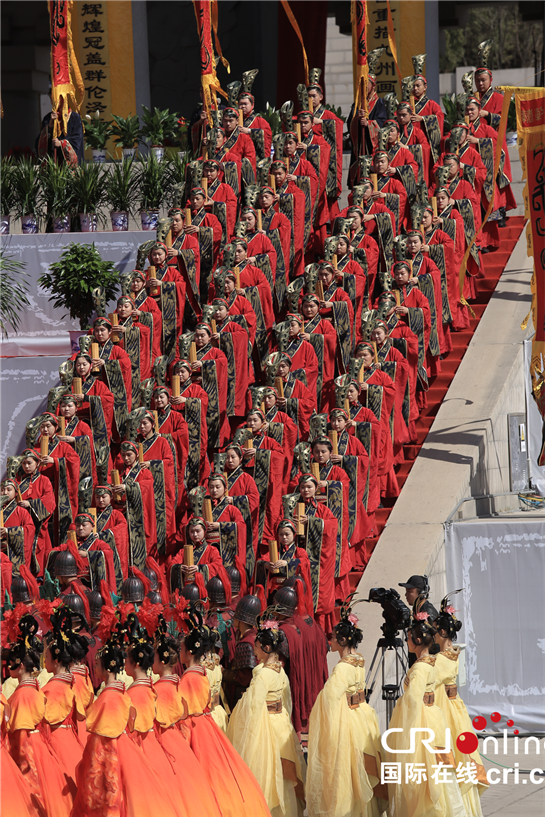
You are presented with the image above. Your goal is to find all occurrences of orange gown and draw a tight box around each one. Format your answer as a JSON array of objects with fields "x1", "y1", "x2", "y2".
[
  {"x1": 178, "y1": 665, "x2": 271, "y2": 817},
  {"x1": 1, "y1": 692, "x2": 41, "y2": 817},
  {"x1": 153, "y1": 673, "x2": 222, "y2": 817},
  {"x1": 42, "y1": 672, "x2": 83, "y2": 785},
  {"x1": 8, "y1": 679, "x2": 73, "y2": 816},
  {"x1": 71, "y1": 680, "x2": 180, "y2": 817},
  {"x1": 127, "y1": 677, "x2": 220, "y2": 817}
]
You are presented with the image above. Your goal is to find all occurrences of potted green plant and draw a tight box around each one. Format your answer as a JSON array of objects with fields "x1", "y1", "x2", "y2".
[
  {"x1": 105, "y1": 158, "x2": 139, "y2": 231},
  {"x1": 165, "y1": 152, "x2": 188, "y2": 209},
  {"x1": 12, "y1": 157, "x2": 42, "y2": 233},
  {"x1": 71, "y1": 162, "x2": 107, "y2": 232},
  {"x1": 84, "y1": 109, "x2": 114, "y2": 162},
  {"x1": 39, "y1": 157, "x2": 76, "y2": 233},
  {"x1": 111, "y1": 113, "x2": 141, "y2": 159},
  {"x1": 175, "y1": 116, "x2": 190, "y2": 161},
  {"x1": 136, "y1": 153, "x2": 169, "y2": 230},
  {"x1": 38, "y1": 242, "x2": 119, "y2": 330},
  {"x1": 0, "y1": 250, "x2": 30, "y2": 336},
  {"x1": 0, "y1": 157, "x2": 16, "y2": 234},
  {"x1": 140, "y1": 105, "x2": 180, "y2": 161}
]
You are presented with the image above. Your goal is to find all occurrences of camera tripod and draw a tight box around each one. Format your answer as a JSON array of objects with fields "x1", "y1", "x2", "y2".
[{"x1": 365, "y1": 634, "x2": 408, "y2": 724}]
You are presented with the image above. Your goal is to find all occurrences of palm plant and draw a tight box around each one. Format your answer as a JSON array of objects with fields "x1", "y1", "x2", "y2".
[
  {"x1": 39, "y1": 157, "x2": 76, "y2": 218},
  {"x1": 136, "y1": 153, "x2": 170, "y2": 210},
  {"x1": 111, "y1": 113, "x2": 141, "y2": 149},
  {"x1": 0, "y1": 157, "x2": 16, "y2": 216},
  {"x1": 442, "y1": 94, "x2": 458, "y2": 133},
  {"x1": 262, "y1": 103, "x2": 282, "y2": 137},
  {"x1": 38, "y1": 242, "x2": 119, "y2": 329},
  {"x1": 165, "y1": 152, "x2": 189, "y2": 208},
  {"x1": 0, "y1": 251, "x2": 30, "y2": 338},
  {"x1": 105, "y1": 158, "x2": 140, "y2": 215},
  {"x1": 12, "y1": 157, "x2": 42, "y2": 221},
  {"x1": 140, "y1": 105, "x2": 180, "y2": 146},
  {"x1": 71, "y1": 162, "x2": 107, "y2": 221}
]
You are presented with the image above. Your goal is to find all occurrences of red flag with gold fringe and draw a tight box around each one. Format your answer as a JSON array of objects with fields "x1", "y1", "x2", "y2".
[
  {"x1": 193, "y1": 0, "x2": 227, "y2": 123},
  {"x1": 351, "y1": 1, "x2": 368, "y2": 115},
  {"x1": 48, "y1": 0, "x2": 84, "y2": 140}
]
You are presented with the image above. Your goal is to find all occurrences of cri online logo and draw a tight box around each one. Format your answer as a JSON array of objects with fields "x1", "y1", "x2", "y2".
[{"x1": 382, "y1": 712, "x2": 520, "y2": 755}]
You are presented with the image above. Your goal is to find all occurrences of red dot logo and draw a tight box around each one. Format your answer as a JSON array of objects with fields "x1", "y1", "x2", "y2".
[
  {"x1": 514, "y1": 730, "x2": 519, "y2": 735},
  {"x1": 472, "y1": 716, "x2": 487, "y2": 730},
  {"x1": 457, "y1": 732, "x2": 479, "y2": 754},
  {"x1": 506, "y1": 719, "x2": 514, "y2": 727},
  {"x1": 490, "y1": 712, "x2": 501, "y2": 723}
]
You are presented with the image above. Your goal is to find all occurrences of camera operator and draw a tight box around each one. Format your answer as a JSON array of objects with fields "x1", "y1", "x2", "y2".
[{"x1": 399, "y1": 575, "x2": 438, "y2": 666}]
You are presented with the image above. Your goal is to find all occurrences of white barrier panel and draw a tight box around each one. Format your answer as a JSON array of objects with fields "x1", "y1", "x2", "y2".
[
  {"x1": 0, "y1": 232, "x2": 149, "y2": 357},
  {"x1": 445, "y1": 518, "x2": 545, "y2": 732},
  {"x1": 0, "y1": 355, "x2": 67, "y2": 476}
]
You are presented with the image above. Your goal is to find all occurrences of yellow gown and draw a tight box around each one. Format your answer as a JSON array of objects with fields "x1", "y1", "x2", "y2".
[
  {"x1": 227, "y1": 661, "x2": 305, "y2": 817},
  {"x1": 386, "y1": 655, "x2": 466, "y2": 817},
  {"x1": 306, "y1": 654, "x2": 387, "y2": 817},
  {"x1": 205, "y1": 653, "x2": 229, "y2": 733},
  {"x1": 434, "y1": 649, "x2": 488, "y2": 817}
]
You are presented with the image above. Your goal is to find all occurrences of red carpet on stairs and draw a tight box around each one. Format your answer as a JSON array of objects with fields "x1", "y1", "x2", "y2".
[{"x1": 352, "y1": 216, "x2": 526, "y2": 586}]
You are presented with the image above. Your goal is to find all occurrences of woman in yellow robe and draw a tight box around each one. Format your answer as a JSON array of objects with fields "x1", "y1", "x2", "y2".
[
  {"x1": 204, "y1": 648, "x2": 229, "y2": 733},
  {"x1": 386, "y1": 602, "x2": 466, "y2": 817},
  {"x1": 306, "y1": 595, "x2": 387, "y2": 817},
  {"x1": 227, "y1": 609, "x2": 306, "y2": 817},
  {"x1": 433, "y1": 594, "x2": 488, "y2": 817}
]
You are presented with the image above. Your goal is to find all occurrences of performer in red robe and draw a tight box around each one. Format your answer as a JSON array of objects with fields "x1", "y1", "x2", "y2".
[
  {"x1": 57, "y1": 394, "x2": 97, "y2": 485},
  {"x1": 169, "y1": 517, "x2": 223, "y2": 589},
  {"x1": 130, "y1": 270, "x2": 163, "y2": 360},
  {"x1": 354, "y1": 344, "x2": 399, "y2": 499},
  {"x1": 271, "y1": 353, "x2": 316, "y2": 440},
  {"x1": 36, "y1": 413, "x2": 80, "y2": 532},
  {"x1": 262, "y1": 386, "x2": 299, "y2": 493},
  {"x1": 145, "y1": 242, "x2": 187, "y2": 363},
  {"x1": 411, "y1": 73, "x2": 444, "y2": 162},
  {"x1": 242, "y1": 409, "x2": 285, "y2": 549},
  {"x1": 396, "y1": 103, "x2": 431, "y2": 184},
  {"x1": 259, "y1": 185, "x2": 292, "y2": 294},
  {"x1": 419, "y1": 208, "x2": 459, "y2": 333},
  {"x1": 345, "y1": 378, "x2": 382, "y2": 525},
  {"x1": 273, "y1": 314, "x2": 319, "y2": 394},
  {"x1": 339, "y1": 229, "x2": 378, "y2": 315},
  {"x1": 166, "y1": 206, "x2": 201, "y2": 291},
  {"x1": 218, "y1": 272, "x2": 257, "y2": 346},
  {"x1": 406, "y1": 229, "x2": 448, "y2": 358},
  {"x1": 222, "y1": 107, "x2": 257, "y2": 172},
  {"x1": 71, "y1": 353, "x2": 115, "y2": 440},
  {"x1": 112, "y1": 442, "x2": 157, "y2": 560},
  {"x1": 240, "y1": 208, "x2": 277, "y2": 286},
  {"x1": 112, "y1": 296, "x2": 153, "y2": 395},
  {"x1": 329, "y1": 408, "x2": 372, "y2": 551},
  {"x1": 475, "y1": 66, "x2": 513, "y2": 180},
  {"x1": 224, "y1": 444, "x2": 261, "y2": 564},
  {"x1": 308, "y1": 78, "x2": 344, "y2": 219},
  {"x1": 152, "y1": 387, "x2": 189, "y2": 511},
  {"x1": 205, "y1": 474, "x2": 249, "y2": 570},
  {"x1": 137, "y1": 412, "x2": 177, "y2": 555},
  {"x1": 271, "y1": 159, "x2": 307, "y2": 279},
  {"x1": 297, "y1": 110, "x2": 331, "y2": 255},
  {"x1": 293, "y1": 474, "x2": 338, "y2": 634},
  {"x1": 203, "y1": 159, "x2": 238, "y2": 242},
  {"x1": 90, "y1": 317, "x2": 132, "y2": 410},
  {"x1": 0, "y1": 480, "x2": 35, "y2": 570},
  {"x1": 191, "y1": 323, "x2": 230, "y2": 449},
  {"x1": 299, "y1": 294, "x2": 338, "y2": 413},
  {"x1": 371, "y1": 320, "x2": 417, "y2": 444},
  {"x1": 51, "y1": 513, "x2": 117, "y2": 593},
  {"x1": 371, "y1": 151, "x2": 408, "y2": 230},
  {"x1": 238, "y1": 90, "x2": 273, "y2": 160},
  {"x1": 170, "y1": 360, "x2": 210, "y2": 485},
  {"x1": 385, "y1": 121, "x2": 419, "y2": 184},
  {"x1": 211, "y1": 298, "x2": 253, "y2": 420},
  {"x1": 92, "y1": 485, "x2": 129, "y2": 580},
  {"x1": 15, "y1": 450, "x2": 56, "y2": 574},
  {"x1": 432, "y1": 155, "x2": 482, "y2": 235}
]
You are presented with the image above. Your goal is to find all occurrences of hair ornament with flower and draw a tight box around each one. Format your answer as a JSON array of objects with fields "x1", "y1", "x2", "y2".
[{"x1": 439, "y1": 589, "x2": 462, "y2": 621}]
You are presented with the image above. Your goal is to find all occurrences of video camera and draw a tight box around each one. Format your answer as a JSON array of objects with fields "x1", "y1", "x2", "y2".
[{"x1": 366, "y1": 587, "x2": 411, "y2": 641}]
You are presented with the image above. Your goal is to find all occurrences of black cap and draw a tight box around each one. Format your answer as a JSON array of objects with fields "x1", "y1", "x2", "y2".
[{"x1": 399, "y1": 575, "x2": 428, "y2": 591}]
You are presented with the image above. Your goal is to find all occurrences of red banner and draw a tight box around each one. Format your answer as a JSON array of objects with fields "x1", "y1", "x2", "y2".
[
  {"x1": 48, "y1": 0, "x2": 83, "y2": 137},
  {"x1": 351, "y1": 1, "x2": 368, "y2": 114}
]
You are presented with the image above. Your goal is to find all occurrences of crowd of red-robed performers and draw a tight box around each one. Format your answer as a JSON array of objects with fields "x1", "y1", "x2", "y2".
[{"x1": 1, "y1": 64, "x2": 516, "y2": 638}]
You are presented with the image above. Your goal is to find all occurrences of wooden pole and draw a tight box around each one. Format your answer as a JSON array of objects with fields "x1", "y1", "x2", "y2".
[
  {"x1": 296, "y1": 123, "x2": 301, "y2": 142},
  {"x1": 344, "y1": 398, "x2": 350, "y2": 414},
  {"x1": 202, "y1": 177, "x2": 208, "y2": 195},
  {"x1": 297, "y1": 502, "x2": 305, "y2": 535},
  {"x1": 238, "y1": 109, "x2": 244, "y2": 127},
  {"x1": 234, "y1": 267, "x2": 241, "y2": 289},
  {"x1": 431, "y1": 197, "x2": 438, "y2": 218},
  {"x1": 172, "y1": 375, "x2": 180, "y2": 397},
  {"x1": 147, "y1": 265, "x2": 159, "y2": 297},
  {"x1": 315, "y1": 281, "x2": 324, "y2": 300},
  {"x1": 372, "y1": 341, "x2": 379, "y2": 365},
  {"x1": 189, "y1": 342, "x2": 197, "y2": 363},
  {"x1": 153, "y1": 410, "x2": 159, "y2": 433},
  {"x1": 268, "y1": 175, "x2": 276, "y2": 192},
  {"x1": 371, "y1": 173, "x2": 378, "y2": 192},
  {"x1": 88, "y1": 507, "x2": 97, "y2": 531},
  {"x1": 311, "y1": 462, "x2": 320, "y2": 481},
  {"x1": 245, "y1": 436, "x2": 253, "y2": 450},
  {"x1": 185, "y1": 207, "x2": 192, "y2": 226},
  {"x1": 358, "y1": 365, "x2": 364, "y2": 383},
  {"x1": 332, "y1": 254, "x2": 338, "y2": 269},
  {"x1": 257, "y1": 210, "x2": 262, "y2": 230},
  {"x1": 395, "y1": 290, "x2": 401, "y2": 306},
  {"x1": 184, "y1": 544, "x2": 194, "y2": 566},
  {"x1": 138, "y1": 443, "x2": 144, "y2": 463},
  {"x1": 67, "y1": 530, "x2": 77, "y2": 545},
  {"x1": 165, "y1": 229, "x2": 173, "y2": 248},
  {"x1": 329, "y1": 430, "x2": 338, "y2": 455},
  {"x1": 72, "y1": 377, "x2": 82, "y2": 395},
  {"x1": 59, "y1": 417, "x2": 66, "y2": 436},
  {"x1": 274, "y1": 377, "x2": 284, "y2": 398},
  {"x1": 111, "y1": 469, "x2": 121, "y2": 485},
  {"x1": 40, "y1": 436, "x2": 48, "y2": 457}
]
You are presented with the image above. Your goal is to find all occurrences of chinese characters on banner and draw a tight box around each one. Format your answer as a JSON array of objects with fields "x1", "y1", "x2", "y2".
[
  {"x1": 74, "y1": 2, "x2": 112, "y2": 123},
  {"x1": 515, "y1": 87, "x2": 545, "y2": 464},
  {"x1": 366, "y1": 0, "x2": 400, "y2": 97}
]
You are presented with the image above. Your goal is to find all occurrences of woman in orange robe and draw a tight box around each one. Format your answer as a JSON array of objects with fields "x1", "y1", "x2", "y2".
[
  {"x1": 42, "y1": 610, "x2": 85, "y2": 785},
  {"x1": 126, "y1": 614, "x2": 221, "y2": 817},
  {"x1": 1, "y1": 692, "x2": 40, "y2": 817},
  {"x1": 177, "y1": 605, "x2": 271, "y2": 817},
  {"x1": 6, "y1": 614, "x2": 74, "y2": 816},
  {"x1": 71, "y1": 617, "x2": 180, "y2": 817}
]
